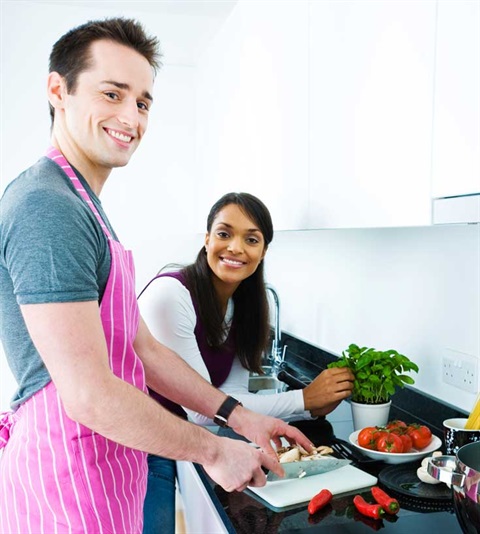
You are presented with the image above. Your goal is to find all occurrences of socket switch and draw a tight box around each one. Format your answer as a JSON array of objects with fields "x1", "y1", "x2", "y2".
[{"x1": 443, "y1": 355, "x2": 478, "y2": 393}]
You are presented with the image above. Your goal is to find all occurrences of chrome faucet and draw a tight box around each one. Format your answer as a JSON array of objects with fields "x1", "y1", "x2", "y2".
[{"x1": 265, "y1": 284, "x2": 285, "y2": 374}]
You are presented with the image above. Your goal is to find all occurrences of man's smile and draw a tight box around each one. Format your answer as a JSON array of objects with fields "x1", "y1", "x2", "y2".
[{"x1": 105, "y1": 128, "x2": 133, "y2": 143}]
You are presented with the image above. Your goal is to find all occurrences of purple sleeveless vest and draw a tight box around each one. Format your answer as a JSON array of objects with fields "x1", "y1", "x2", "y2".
[{"x1": 139, "y1": 271, "x2": 236, "y2": 419}]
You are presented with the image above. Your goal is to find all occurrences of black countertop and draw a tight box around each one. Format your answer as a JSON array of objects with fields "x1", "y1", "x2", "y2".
[
  {"x1": 193, "y1": 334, "x2": 467, "y2": 533},
  {"x1": 208, "y1": 481, "x2": 460, "y2": 533},
  {"x1": 196, "y1": 418, "x2": 461, "y2": 533}
]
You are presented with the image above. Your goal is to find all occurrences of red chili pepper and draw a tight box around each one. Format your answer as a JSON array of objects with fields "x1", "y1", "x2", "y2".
[
  {"x1": 307, "y1": 489, "x2": 333, "y2": 515},
  {"x1": 353, "y1": 495, "x2": 385, "y2": 519},
  {"x1": 371, "y1": 486, "x2": 400, "y2": 515}
]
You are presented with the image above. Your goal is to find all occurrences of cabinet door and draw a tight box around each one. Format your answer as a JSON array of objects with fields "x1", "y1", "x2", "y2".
[
  {"x1": 194, "y1": 0, "x2": 309, "y2": 231},
  {"x1": 308, "y1": 1, "x2": 436, "y2": 228},
  {"x1": 176, "y1": 461, "x2": 228, "y2": 533},
  {"x1": 431, "y1": 0, "x2": 480, "y2": 198}
]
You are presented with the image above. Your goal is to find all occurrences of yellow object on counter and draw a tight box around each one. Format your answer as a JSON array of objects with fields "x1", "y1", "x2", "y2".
[{"x1": 465, "y1": 393, "x2": 480, "y2": 430}]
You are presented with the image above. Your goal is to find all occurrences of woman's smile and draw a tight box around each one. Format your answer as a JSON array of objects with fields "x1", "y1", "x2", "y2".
[{"x1": 219, "y1": 256, "x2": 247, "y2": 268}]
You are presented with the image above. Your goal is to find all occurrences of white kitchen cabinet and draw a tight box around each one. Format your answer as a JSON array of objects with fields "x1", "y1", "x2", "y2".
[
  {"x1": 176, "y1": 461, "x2": 228, "y2": 533},
  {"x1": 431, "y1": 0, "x2": 480, "y2": 199},
  {"x1": 308, "y1": 1, "x2": 436, "y2": 228},
  {"x1": 194, "y1": 0, "x2": 309, "y2": 231}
]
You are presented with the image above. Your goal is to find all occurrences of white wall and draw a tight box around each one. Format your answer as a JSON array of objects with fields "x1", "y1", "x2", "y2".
[
  {"x1": 265, "y1": 225, "x2": 480, "y2": 413},
  {"x1": 1, "y1": 1, "x2": 479, "y2": 417}
]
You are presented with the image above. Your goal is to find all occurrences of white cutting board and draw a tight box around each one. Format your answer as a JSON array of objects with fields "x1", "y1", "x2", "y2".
[{"x1": 248, "y1": 465, "x2": 377, "y2": 509}]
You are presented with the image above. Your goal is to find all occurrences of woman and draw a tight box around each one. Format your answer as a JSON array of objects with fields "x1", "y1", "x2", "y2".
[{"x1": 139, "y1": 192, "x2": 354, "y2": 533}]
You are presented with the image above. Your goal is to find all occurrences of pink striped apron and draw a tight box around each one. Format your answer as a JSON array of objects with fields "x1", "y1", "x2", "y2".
[{"x1": 0, "y1": 147, "x2": 148, "y2": 534}]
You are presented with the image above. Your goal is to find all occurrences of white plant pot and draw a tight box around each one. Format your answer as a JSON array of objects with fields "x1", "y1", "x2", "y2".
[{"x1": 351, "y1": 400, "x2": 392, "y2": 431}]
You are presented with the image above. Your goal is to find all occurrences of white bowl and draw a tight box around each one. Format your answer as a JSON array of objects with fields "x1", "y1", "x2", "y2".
[{"x1": 348, "y1": 430, "x2": 443, "y2": 464}]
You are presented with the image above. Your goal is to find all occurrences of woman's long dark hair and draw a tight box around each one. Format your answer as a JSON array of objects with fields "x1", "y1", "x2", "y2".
[{"x1": 183, "y1": 192, "x2": 274, "y2": 374}]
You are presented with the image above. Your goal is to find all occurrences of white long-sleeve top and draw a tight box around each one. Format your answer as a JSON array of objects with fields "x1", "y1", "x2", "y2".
[{"x1": 139, "y1": 275, "x2": 312, "y2": 425}]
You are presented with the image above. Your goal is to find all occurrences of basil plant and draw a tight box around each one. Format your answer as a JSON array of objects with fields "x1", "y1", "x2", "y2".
[{"x1": 328, "y1": 343, "x2": 419, "y2": 404}]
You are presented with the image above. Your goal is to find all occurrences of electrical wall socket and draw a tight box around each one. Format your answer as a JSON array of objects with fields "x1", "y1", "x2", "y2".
[{"x1": 443, "y1": 350, "x2": 479, "y2": 393}]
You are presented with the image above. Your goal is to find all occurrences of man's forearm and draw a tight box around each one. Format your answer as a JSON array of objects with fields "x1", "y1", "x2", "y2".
[
  {"x1": 138, "y1": 332, "x2": 228, "y2": 420},
  {"x1": 76, "y1": 371, "x2": 221, "y2": 464},
  {"x1": 18, "y1": 303, "x2": 232, "y2": 465}
]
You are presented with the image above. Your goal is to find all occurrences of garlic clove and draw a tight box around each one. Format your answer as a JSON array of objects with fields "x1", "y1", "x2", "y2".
[{"x1": 417, "y1": 466, "x2": 442, "y2": 485}]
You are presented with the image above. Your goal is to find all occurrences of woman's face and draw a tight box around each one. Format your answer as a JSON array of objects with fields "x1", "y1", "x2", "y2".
[{"x1": 205, "y1": 204, "x2": 267, "y2": 298}]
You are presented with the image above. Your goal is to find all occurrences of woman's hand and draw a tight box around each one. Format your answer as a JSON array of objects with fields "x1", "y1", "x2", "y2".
[{"x1": 302, "y1": 367, "x2": 355, "y2": 417}]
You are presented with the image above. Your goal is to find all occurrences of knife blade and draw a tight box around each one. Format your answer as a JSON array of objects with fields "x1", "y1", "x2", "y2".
[{"x1": 267, "y1": 457, "x2": 351, "y2": 482}]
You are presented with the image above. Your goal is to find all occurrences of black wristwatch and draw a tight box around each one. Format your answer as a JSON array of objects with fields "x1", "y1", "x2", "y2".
[{"x1": 213, "y1": 396, "x2": 243, "y2": 428}]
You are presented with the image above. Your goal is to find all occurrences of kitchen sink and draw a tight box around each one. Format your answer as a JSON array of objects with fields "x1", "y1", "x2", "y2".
[
  {"x1": 248, "y1": 375, "x2": 285, "y2": 393},
  {"x1": 248, "y1": 366, "x2": 287, "y2": 394}
]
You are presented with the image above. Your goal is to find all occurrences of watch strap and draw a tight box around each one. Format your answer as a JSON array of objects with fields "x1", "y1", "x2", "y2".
[{"x1": 213, "y1": 396, "x2": 242, "y2": 428}]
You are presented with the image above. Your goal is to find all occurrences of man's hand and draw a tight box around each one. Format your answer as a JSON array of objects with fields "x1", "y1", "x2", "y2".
[
  {"x1": 227, "y1": 407, "x2": 315, "y2": 462},
  {"x1": 202, "y1": 436, "x2": 284, "y2": 492}
]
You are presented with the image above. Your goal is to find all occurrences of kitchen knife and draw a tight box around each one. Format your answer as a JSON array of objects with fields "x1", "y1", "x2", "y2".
[{"x1": 267, "y1": 457, "x2": 351, "y2": 482}]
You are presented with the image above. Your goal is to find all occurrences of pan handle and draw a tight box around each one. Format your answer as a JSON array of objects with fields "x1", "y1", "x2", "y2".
[
  {"x1": 427, "y1": 455, "x2": 466, "y2": 487},
  {"x1": 276, "y1": 369, "x2": 309, "y2": 389}
]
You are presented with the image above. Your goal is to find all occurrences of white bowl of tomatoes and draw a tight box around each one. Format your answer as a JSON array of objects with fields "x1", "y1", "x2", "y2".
[{"x1": 348, "y1": 420, "x2": 442, "y2": 464}]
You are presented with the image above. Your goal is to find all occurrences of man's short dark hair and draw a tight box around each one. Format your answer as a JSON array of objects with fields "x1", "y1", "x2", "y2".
[{"x1": 48, "y1": 17, "x2": 162, "y2": 123}]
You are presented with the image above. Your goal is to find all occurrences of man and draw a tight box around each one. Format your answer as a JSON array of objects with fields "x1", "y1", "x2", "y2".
[{"x1": 0, "y1": 18, "x2": 315, "y2": 534}]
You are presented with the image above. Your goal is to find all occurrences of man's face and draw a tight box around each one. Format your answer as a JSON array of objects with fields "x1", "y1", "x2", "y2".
[{"x1": 59, "y1": 39, "x2": 154, "y2": 173}]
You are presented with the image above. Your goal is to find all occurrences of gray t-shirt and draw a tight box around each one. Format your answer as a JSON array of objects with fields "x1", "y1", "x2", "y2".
[{"x1": 0, "y1": 156, "x2": 117, "y2": 409}]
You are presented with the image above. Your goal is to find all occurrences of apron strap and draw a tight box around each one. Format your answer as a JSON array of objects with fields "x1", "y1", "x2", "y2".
[{"x1": 45, "y1": 146, "x2": 113, "y2": 240}]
